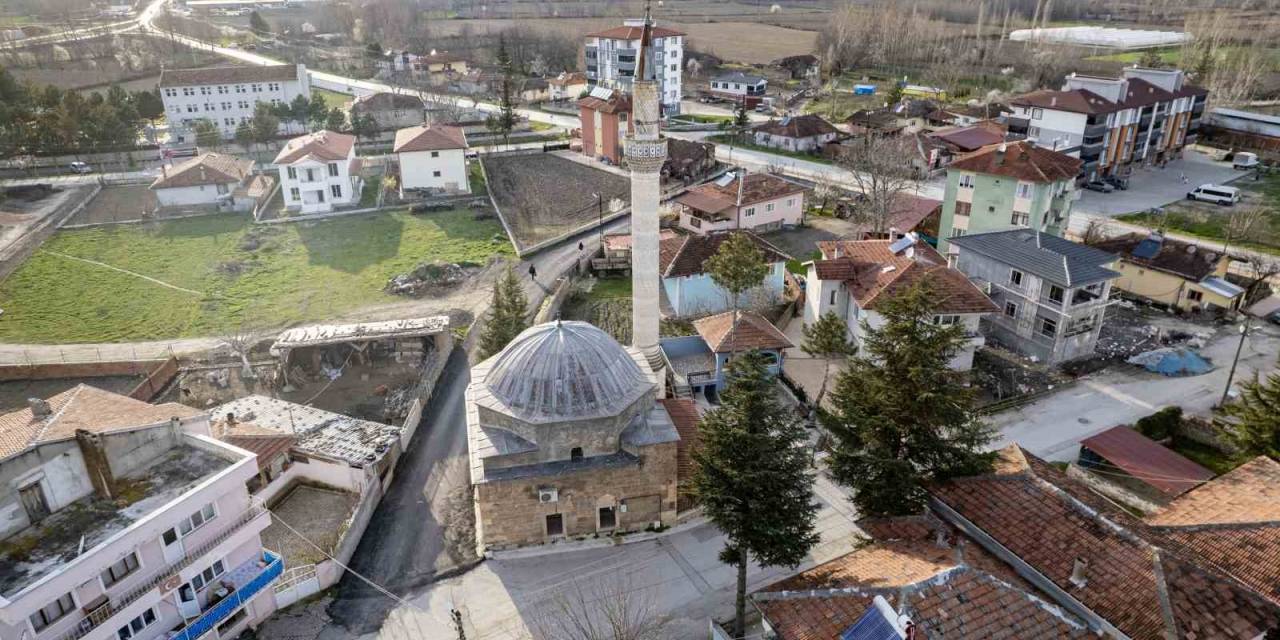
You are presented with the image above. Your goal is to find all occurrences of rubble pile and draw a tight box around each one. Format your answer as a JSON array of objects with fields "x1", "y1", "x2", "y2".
[{"x1": 385, "y1": 261, "x2": 479, "y2": 297}]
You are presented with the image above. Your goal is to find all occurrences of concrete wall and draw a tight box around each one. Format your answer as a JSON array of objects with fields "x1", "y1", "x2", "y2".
[
  {"x1": 153, "y1": 183, "x2": 236, "y2": 208},
  {"x1": 663, "y1": 262, "x2": 786, "y2": 317},
  {"x1": 399, "y1": 148, "x2": 468, "y2": 193},
  {"x1": 0, "y1": 441, "x2": 92, "y2": 540}
]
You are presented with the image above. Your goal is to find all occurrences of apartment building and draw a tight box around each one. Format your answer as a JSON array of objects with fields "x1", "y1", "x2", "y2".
[
  {"x1": 1007, "y1": 67, "x2": 1208, "y2": 180},
  {"x1": 0, "y1": 385, "x2": 280, "y2": 640},
  {"x1": 950, "y1": 229, "x2": 1120, "y2": 364},
  {"x1": 273, "y1": 130, "x2": 362, "y2": 214},
  {"x1": 584, "y1": 20, "x2": 684, "y2": 115},
  {"x1": 159, "y1": 64, "x2": 310, "y2": 142},
  {"x1": 937, "y1": 141, "x2": 1082, "y2": 254}
]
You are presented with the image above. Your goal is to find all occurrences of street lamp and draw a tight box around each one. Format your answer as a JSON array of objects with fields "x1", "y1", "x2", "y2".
[
  {"x1": 1220, "y1": 318, "x2": 1251, "y2": 407},
  {"x1": 592, "y1": 191, "x2": 604, "y2": 249}
]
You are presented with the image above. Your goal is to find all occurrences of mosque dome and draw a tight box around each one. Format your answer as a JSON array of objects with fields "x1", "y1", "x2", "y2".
[{"x1": 484, "y1": 320, "x2": 652, "y2": 421}]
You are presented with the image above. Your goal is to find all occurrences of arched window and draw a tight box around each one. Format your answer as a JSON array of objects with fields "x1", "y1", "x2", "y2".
[{"x1": 571, "y1": 447, "x2": 583, "y2": 462}]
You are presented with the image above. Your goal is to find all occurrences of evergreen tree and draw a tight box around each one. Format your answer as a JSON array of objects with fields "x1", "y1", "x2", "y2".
[
  {"x1": 249, "y1": 10, "x2": 271, "y2": 34},
  {"x1": 234, "y1": 120, "x2": 255, "y2": 149},
  {"x1": 352, "y1": 113, "x2": 380, "y2": 141},
  {"x1": 325, "y1": 107, "x2": 347, "y2": 132},
  {"x1": 479, "y1": 267, "x2": 529, "y2": 358},
  {"x1": 193, "y1": 119, "x2": 222, "y2": 148},
  {"x1": 821, "y1": 281, "x2": 994, "y2": 517},
  {"x1": 1225, "y1": 366, "x2": 1280, "y2": 459},
  {"x1": 706, "y1": 232, "x2": 769, "y2": 327},
  {"x1": 692, "y1": 351, "x2": 819, "y2": 639},
  {"x1": 251, "y1": 102, "x2": 281, "y2": 145},
  {"x1": 307, "y1": 94, "x2": 330, "y2": 130},
  {"x1": 886, "y1": 82, "x2": 904, "y2": 106},
  {"x1": 1138, "y1": 49, "x2": 1164, "y2": 69},
  {"x1": 289, "y1": 94, "x2": 312, "y2": 131},
  {"x1": 801, "y1": 311, "x2": 854, "y2": 408},
  {"x1": 486, "y1": 34, "x2": 519, "y2": 148},
  {"x1": 133, "y1": 89, "x2": 165, "y2": 125},
  {"x1": 734, "y1": 100, "x2": 749, "y2": 129}
]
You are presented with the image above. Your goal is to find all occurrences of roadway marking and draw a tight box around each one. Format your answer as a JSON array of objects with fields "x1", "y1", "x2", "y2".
[{"x1": 41, "y1": 250, "x2": 205, "y2": 296}]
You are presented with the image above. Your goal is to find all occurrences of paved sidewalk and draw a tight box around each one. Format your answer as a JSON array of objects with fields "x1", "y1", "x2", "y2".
[{"x1": 1074, "y1": 151, "x2": 1246, "y2": 218}]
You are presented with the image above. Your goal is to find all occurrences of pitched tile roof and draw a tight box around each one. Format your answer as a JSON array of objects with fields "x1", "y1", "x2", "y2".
[
  {"x1": 948, "y1": 140, "x2": 1082, "y2": 183},
  {"x1": 676, "y1": 172, "x2": 806, "y2": 217},
  {"x1": 752, "y1": 114, "x2": 840, "y2": 139},
  {"x1": 273, "y1": 130, "x2": 356, "y2": 165},
  {"x1": 549, "y1": 72, "x2": 587, "y2": 87},
  {"x1": 1149, "y1": 457, "x2": 1280, "y2": 527},
  {"x1": 0, "y1": 385, "x2": 200, "y2": 459},
  {"x1": 1079, "y1": 426, "x2": 1214, "y2": 497},
  {"x1": 1092, "y1": 233, "x2": 1225, "y2": 283},
  {"x1": 585, "y1": 24, "x2": 685, "y2": 39},
  {"x1": 577, "y1": 92, "x2": 632, "y2": 114},
  {"x1": 658, "y1": 398, "x2": 699, "y2": 483},
  {"x1": 693, "y1": 310, "x2": 792, "y2": 353},
  {"x1": 222, "y1": 434, "x2": 296, "y2": 471},
  {"x1": 351, "y1": 91, "x2": 424, "y2": 112},
  {"x1": 812, "y1": 239, "x2": 997, "y2": 314},
  {"x1": 1010, "y1": 88, "x2": 1114, "y2": 114},
  {"x1": 150, "y1": 152, "x2": 253, "y2": 190},
  {"x1": 159, "y1": 64, "x2": 300, "y2": 87},
  {"x1": 659, "y1": 231, "x2": 791, "y2": 279},
  {"x1": 930, "y1": 123, "x2": 1006, "y2": 153},
  {"x1": 948, "y1": 229, "x2": 1120, "y2": 287},
  {"x1": 393, "y1": 123, "x2": 468, "y2": 153},
  {"x1": 931, "y1": 446, "x2": 1280, "y2": 640}
]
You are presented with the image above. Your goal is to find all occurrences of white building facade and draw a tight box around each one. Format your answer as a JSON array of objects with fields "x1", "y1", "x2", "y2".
[
  {"x1": 273, "y1": 131, "x2": 362, "y2": 214},
  {"x1": 393, "y1": 124, "x2": 469, "y2": 196},
  {"x1": 584, "y1": 21, "x2": 684, "y2": 115},
  {"x1": 159, "y1": 64, "x2": 310, "y2": 142}
]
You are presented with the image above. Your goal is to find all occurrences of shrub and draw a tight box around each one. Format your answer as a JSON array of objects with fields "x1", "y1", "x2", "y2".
[{"x1": 1135, "y1": 406, "x2": 1183, "y2": 441}]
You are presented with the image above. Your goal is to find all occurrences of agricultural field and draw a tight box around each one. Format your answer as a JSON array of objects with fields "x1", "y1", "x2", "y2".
[
  {"x1": 311, "y1": 86, "x2": 355, "y2": 110},
  {"x1": 0, "y1": 209, "x2": 511, "y2": 343},
  {"x1": 482, "y1": 152, "x2": 629, "y2": 251}
]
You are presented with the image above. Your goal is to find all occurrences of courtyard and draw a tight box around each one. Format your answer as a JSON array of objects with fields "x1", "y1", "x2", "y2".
[{"x1": 0, "y1": 209, "x2": 511, "y2": 343}]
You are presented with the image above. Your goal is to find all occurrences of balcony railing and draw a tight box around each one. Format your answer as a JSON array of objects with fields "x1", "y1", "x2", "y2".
[
  {"x1": 169, "y1": 551, "x2": 283, "y2": 640},
  {"x1": 56, "y1": 504, "x2": 268, "y2": 640}
]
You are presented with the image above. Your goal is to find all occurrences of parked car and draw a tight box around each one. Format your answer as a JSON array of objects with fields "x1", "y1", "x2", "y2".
[
  {"x1": 68, "y1": 161, "x2": 91, "y2": 174},
  {"x1": 1083, "y1": 180, "x2": 1114, "y2": 193},
  {"x1": 1234, "y1": 152, "x2": 1259, "y2": 169},
  {"x1": 1103, "y1": 175, "x2": 1129, "y2": 190},
  {"x1": 1187, "y1": 184, "x2": 1241, "y2": 206}
]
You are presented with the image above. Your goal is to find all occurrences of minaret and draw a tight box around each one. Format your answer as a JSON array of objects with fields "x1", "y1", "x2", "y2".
[{"x1": 625, "y1": 2, "x2": 667, "y2": 373}]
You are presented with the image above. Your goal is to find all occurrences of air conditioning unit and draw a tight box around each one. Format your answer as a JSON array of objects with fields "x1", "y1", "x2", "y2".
[{"x1": 538, "y1": 488, "x2": 559, "y2": 503}]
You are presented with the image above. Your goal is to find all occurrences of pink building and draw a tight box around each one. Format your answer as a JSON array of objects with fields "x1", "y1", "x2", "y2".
[
  {"x1": 675, "y1": 171, "x2": 806, "y2": 235},
  {"x1": 0, "y1": 386, "x2": 280, "y2": 640}
]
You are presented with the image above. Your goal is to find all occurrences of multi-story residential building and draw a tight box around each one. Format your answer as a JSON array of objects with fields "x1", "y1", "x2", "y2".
[
  {"x1": 802, "y1": 236, "x2": 997, "y2": 371},
  {"x1": 937, "y1": 141, "x2": 1081, "y2": 254},
  {"x1": 159, "y1": 64, "x2": 310, "y2": 142},
  {"x1": 708, "y1": 72, "x2": 767, "y2": 107},
  {"x1": 393, "y1": 123, "x2": 469, "y2": 196},
  {"x1": 674, "y1": 171, "x2": 806, "y2": 235},
  {"x1": 583, "y1": 20, "x2": 684, "y2": 115},
  {"x1": 949, "y1": 229, "x2": 1120, "y2": 364},
  {"x1": 1006, "y1": 66, "x2": 1208, "y2": 181},
  {"x1": 273, "y1": 130, "x2": 362, "y2": 214},
  {"x1": 0, "y1": 385, "x2": 281, "y2": 640},
  {"x1": 1093, "y1": 232, "x2": 1245, "y2": 313}
]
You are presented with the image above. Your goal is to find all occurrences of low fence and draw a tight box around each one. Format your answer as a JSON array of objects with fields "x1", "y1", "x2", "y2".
[
  {"x1": 0, "y1": 183, "x2": 100, "y2": 282},
  {"x1": 273, "y1": 479, "x2": 384, "y2": 609},
  {"x1": 127, "y1": 356, "x2": 181, "y2": 401},
  {"x1": 976, "y1": 381, "x2": 1077, "y2": 416},
  {"x1": 0, "y1": 357, "x2": 170, "y2": 382},
  {"x1": 534, "y1": 276, "x2": 576, "y2": 324}
]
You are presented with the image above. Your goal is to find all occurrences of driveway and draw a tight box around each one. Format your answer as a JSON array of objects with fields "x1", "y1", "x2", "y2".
[
  {"x1": 990, "y1": 320, "x2": 1280, "y2": 462},
  {"x1": 1075, "y1": 150, "x2": 1247, "y2": 217}
]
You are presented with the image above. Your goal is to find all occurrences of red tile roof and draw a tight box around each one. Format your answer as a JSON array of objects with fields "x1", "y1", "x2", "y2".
[
  {"x1": 1079, "y1": 426, "x2": 1213, "y2": 496},
  {"x1": 273, "y1": 130, "x2": 356, "y2": 165},
  {"x1": 751, "y1": 114, "x2": 840, "y2": 140},
  {"x1": 1149, "y1": 456, "x2": 1280, "y2": 526},
  {"x1": 577, "y1": 92, "x2": 632, "y2": 114},
  {"x1": 812, "y1": 239, "x2": 997, "y2": 314},
  {"x1": 658, "y1": 398, "x2": 700, "y2": 484},
  {"x1": 0, "y1": 385, "x2": 201, "y2": 458},
  {"x1": 150, "y1": 152, "x2": 253, "y2": 190},
  {"x1": 393, "y1": 123, "x2": 468, "y2": 153},
  {"x1": 223, "y1": 434, "x2": 296, "y2": 471},
  {"x1": 677, "y1": 172, "x2": 806, "y2": 216},
  {"x1": 693, "y1": 310, "x2": 793, "y2": 353},
  {"x1": 585, "y1": 24, "x2": 685, "y2": 39},
  {"x1": 1010, "y1": 88, "x2": 1115, "y2": 115},
  {"x1": 659, "y1": 231, "x2": 791, "y2": 279},
  {"x1": 948, "y1": 140, "x2": 1082, "y2": 183}
]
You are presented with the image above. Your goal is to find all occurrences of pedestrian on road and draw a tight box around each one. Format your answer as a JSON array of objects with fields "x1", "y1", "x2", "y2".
[
  {"x1": 1180, "y1": 173, "x2": 1188, "y2": 184},
  {"x1": 528, "y1": 264, "x2": 537, "y2": 280}
]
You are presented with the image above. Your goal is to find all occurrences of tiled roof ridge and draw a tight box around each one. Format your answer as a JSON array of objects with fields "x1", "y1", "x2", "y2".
[
  {"x1": 30, "y1": 383, "x2": 86, "y2": 444},
  {"x1": 903, "y1": 566, "x2": 1091, "y2": 634},
  {"x1": 660, "y1": 234, "x2": 692, "y2": 277},
  {"x1": 858, "y1": 260, "x2": 918, "y2": 308},
  {"x1": 1151, "y1": 519, "x2": 1280, "y2": 532}
]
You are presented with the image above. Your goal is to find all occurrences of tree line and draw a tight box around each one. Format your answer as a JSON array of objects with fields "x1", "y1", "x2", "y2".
[{"x1": 0, "y1": 66, "x2": 164, "y2": 157}]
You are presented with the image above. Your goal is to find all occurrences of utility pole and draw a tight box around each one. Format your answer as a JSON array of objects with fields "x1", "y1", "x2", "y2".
[
  {"x1": 450, "y1": 608, "x2": 466, "y2": 640},
  {"x1": 1221, "y1": 317, "x2": 1250, "y2": 406}
]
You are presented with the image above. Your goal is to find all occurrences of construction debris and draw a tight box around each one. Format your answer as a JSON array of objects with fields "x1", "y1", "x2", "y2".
[{"x1": 384, "y1": 261, "x2": 480, "y2": 297}]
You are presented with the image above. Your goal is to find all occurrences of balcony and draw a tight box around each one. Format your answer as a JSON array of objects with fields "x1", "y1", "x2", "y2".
[
  {"x1": 1083, "y1": 122, "x2": 1108, "y2": 138},
  {"x1": 169, "y1": 550, "x2": 283, "y2": 640}
]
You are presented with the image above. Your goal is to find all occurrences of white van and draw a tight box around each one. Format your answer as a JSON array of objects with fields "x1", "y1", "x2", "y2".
[
  {"x1": 1187, "y1": 184, "x2": 1241, "y2": 206},
  {"x1": 1234, "y1": 152, "x2": 1259, "y2": 169}
]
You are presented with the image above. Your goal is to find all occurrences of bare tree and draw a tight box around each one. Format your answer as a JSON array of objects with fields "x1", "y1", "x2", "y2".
[
  {"x1": 1080, "y1": 217, "x2": 1110, "y2": 246},
  {"x1": 526, "y1": 575, "x2": 672, "y2": 640},
  {"x1": 1223, "y1": 205, "x2": 1270, "y2": 254},
  {"x1": 1242, "y1": 253, "x2": 1280, "y2": 306},
  {"x1": 835, "y1": 134, "x2": 921, "y2": 235}
]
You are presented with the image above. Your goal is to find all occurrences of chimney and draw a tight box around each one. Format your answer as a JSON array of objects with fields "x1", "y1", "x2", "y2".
[
  {"x1": 1069, "y1": 558, "x2": 1089, "y2": 589},
  {"x1": 934, "y1": 527, "x2": 950, "y2": 548},
  {"x1": 28, "y1": 397, "x2": 51, "y2": 418},
  {"x1": 995, "y1": 142, "x2": 1007, "y2": 165}
]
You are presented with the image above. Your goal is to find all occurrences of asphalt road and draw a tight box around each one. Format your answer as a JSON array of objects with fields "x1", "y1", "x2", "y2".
[{"x1": 320, "y1": 347, "x2": 472, "y2": 637}]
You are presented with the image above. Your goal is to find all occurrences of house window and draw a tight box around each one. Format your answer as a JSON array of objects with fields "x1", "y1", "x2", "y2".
[
  {"x1": 328, "y1": 163, "x2": 339, "y2": 177},
  {"x1": 1039, "y1": 317, "x2": 1058, "y2": 337},
  {"x1": 934, "y1": 315, "x2": 960, "y2": 325},
  {"x1": 287, "y1": 167, "x2": 297, "y2": 180},
  {"x1": 765, "y1": 203, "x2": 775, "y2": 212},
  {"x1": 950, "y1": 228, "x2": 967, "y2": 238},
  {"x1": 30, "y1": 593, "x2": 75, "y2": 632},
  {"x1": 432, "y1": 170, "x2": 442, "y2": 177},
  {"x1": 599, "y1": 506, "x2": 617, "y2": 530},
  {"x1": 954, "y1": 201, "x2": 971, "y2": 217},
  {"x1": 1028, "y1": 126, "x2": 1041, "y2": 137},
  {"x1": 570, "y1": 447, "x2": 583, "y2": 462},
  {"x1": 958, "y1": 174, "x2": 975, "y2": 189},
  {"x1": 290, "y1": 187, "x2": 300, "y2": 200},
  {"x1": 829, "y1": 290, "x2": 837, "y2": 306},
  {"x1": 786, "y1": 198, "x2": 795, "y2": 207},
  {"x1": 744, "y1": 207, "x2": 755, "y2": 217},
  {"x1": 431, "y1": 151, "x2": 440, "y2": 158},
  {"x1": 191, "y1": 558, "x2": 226, "y2": 592},
  {"x1": 101, "y1": 552, "x2": 140, "y2": 588},
  {"x1": 1032, "y1": 107, "x2": 1044, "y2": 119},
  {"x1": 545, "y1": 513, "x2": 564, "y2": 537},
  {"x1": 1049, "y1": 285, "x2": 1065, "y2": 303},
  {"x1": 331, "y1": 184, "x2": 342, "y2": 199},
  {"x1": 116, "y1": 608, "x2": 157, "y2": 640},
  {"x1": 1004, "y1": 301, "x2": 1018, "y2": 318},
  {"x1": 1010, "y1": 211, "x2": 1029, "y2": 226},
  {"x1": 1016, "y1": 182, "x2": 1032, "y2": 198},
  {"x1": 305, "y1": 168, "x2": 316, "y2": 182},
  {"x1": 1009, "y1": 269, "x2": 1024, "y2": 286},
  {"x1": 1188, "y1": 290, "x2": 1204, "y2": 302}
]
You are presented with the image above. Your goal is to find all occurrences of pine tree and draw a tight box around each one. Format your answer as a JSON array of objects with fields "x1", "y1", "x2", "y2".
[
  {"x1": 193, "y1": 119, "x2": 222, "y2": 148},
  {"x1": 887, "y1": 82, "x2": 904, "y2": 106},
  {"x1": 706, "y1": 233, "x2": 769, "y2": 327},
  {"x1": 1225, "y1": 367, "x2": 1280, "y2": 459},
  {"x1": 325, "y1": 107, "x2": 347, "y2": 132},
  {"x1": 821, "y1": 281, "x2": 994, "y2": 517},
  {"x1": 801, "y1": 311, "x2": 854, "y2": 408},
  {"x1": 479, "y1": 268, "x2": 529, "y2": 358},
  {"x1": 734, "y1": 100, "x2": 749, "y2": 129},
  {"x1": 692, "y1": 351, "x2": 819, "y2": 640},
  {"x1": 486, "y1": 34, "x2": 519, "y2": 149},
  {"x1": 249, "y1": 10, "x2": 270, "y2": 35}
]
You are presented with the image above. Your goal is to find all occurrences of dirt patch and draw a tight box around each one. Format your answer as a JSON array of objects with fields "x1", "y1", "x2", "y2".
[
  {"x1": 972, "y1": 346, "x2": 1067, "y2": 405},
  {"x1": 483, "y1": 152, "x2": 629, "y2": 251},
  {"x1": 64, "y1": 186, "x2": 162, "y2": 226},
  {"x1": 1063, "y1": 302, "x2": 1217, "y2": 376},
  {"x1": 262, "y1": 484, "x2": 360, "y2": 569}
]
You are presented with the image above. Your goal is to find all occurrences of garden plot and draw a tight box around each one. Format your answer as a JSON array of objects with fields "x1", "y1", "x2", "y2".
[{"x1": 482, "y1": 152, "x2": 629, "y2": 253}]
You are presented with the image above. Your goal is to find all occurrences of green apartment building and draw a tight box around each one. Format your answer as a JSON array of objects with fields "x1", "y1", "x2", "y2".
[{"x1": 937, "y1": 141, "x2": 1083, "y2": 255}]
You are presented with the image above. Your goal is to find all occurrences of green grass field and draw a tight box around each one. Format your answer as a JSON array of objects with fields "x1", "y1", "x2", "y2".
[
  {"x1": 310, "y1": 87, "x2": 354, "y2": 110},
  {"x1": 0, "y1": 210, "x2": 512, "y2": 343}
]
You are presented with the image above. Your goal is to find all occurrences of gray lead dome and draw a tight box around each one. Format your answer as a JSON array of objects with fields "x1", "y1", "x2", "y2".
[{"x1": 484, "y1": 320, "x2": 650, "y2": 420}]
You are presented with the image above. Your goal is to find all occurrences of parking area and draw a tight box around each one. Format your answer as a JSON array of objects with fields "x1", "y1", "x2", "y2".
[{"x1": 1076, "y1": 149, "x2": 1247, "y2": 217}]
